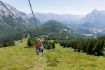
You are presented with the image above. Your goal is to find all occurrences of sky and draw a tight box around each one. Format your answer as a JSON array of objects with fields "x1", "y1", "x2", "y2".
[{"x1": 1, "y1": 0, "x2": 105, "y2": 15}]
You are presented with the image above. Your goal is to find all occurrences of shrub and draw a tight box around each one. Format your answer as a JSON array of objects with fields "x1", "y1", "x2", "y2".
[
  {"x1": 42, "y1": 41, "x2": 55, "y2": 50},
  {"x1": 0, "y1": 43, "x2": 3, "y2": 48},
  {"x1": 27, "y1": 38, "x2": 35, "y2": 47}
]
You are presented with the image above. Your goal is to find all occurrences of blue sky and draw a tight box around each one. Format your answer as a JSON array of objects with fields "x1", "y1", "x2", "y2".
[{"x1": 1, "y1": 0, "x2": 105, "y2": 15}]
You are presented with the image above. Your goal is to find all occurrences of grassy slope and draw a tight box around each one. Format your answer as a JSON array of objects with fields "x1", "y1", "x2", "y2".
[
  {"x1": 0, "y1": 39, "x2": 37, "y2": 70},
  {"x1": 0, "y1": 39, "x2": 105, "y2": 70},
  {"x1": 44, "y1": 44, "x2": 105, "y2": 70}
]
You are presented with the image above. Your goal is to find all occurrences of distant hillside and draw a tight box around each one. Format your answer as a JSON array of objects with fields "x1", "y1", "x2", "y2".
[
  {"x1": 81, "y1": 10, "x2": 105, "y2": 28},
  {"x1": 79, "y1": 10, "x2": 105, "y2": 36},
  {"x1": 0, "y1": 19, "x2": 17, "y2": 39},
  {"x1": 29, "y1": 10, "x2": 105, "y2": 36},
  {"x1": 39, "y1": 20, "x2": 70, "y2": 34},
  {"x1": 39, "y1": 20, "x2": 84, "y2": 39},
  {"x1": 67, "y1": 9, "x2": 105, "y2": 36},
  {"x1": 0, "y1": 1, "x2": 40, "y2": 40}
]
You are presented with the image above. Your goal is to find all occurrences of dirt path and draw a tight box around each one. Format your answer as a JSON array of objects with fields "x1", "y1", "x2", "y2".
[
  {"x1": 34, "y1": 55, "x2": 46, "y2": 70},
  {"x1": 15, "y1": 39, "x2": 46, "y2": 70}
]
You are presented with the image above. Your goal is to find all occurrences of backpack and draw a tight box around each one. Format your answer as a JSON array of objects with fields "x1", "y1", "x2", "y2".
[{"x1": 40, "y1": 45, "x2": 44, "y2": 50}]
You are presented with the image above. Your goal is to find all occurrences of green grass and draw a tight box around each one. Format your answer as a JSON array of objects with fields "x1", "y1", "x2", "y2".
[
  {"x1": 0, "y1": 39, "x2": 36, "y2": 70},
  {"x1": 0, "y1": 39, "x2": 105, "y2": 70},
  {"x1": 44, "y1": 44, "x2": 105, "y2": 70}
]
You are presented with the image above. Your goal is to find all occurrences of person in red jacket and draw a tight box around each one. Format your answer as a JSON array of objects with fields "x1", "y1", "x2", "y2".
[{"x1": 34, "y1": 43, "x2": 40, "y2": 55}]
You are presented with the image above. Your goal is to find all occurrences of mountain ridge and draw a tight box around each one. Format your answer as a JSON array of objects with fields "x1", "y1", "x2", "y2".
[
  {"x1": 0, "y1": 1, "x2": 40, "y2": 39},
  {"x1": 1, "y1": 0, "x2": 105, "y2": 39}
]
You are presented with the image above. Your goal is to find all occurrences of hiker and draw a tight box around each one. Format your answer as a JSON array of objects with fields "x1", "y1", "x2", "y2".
[
  {"x1": 34, "y1": 43, "x2": 40, "y2": 55},
  {"x1": 39, "y1": 44, "x2": 44, "y2": 55}
]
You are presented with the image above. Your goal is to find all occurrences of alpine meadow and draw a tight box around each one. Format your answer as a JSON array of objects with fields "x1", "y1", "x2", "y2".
[{"x1": 0, "y1": 0, "x2": 105, "y2": 70}]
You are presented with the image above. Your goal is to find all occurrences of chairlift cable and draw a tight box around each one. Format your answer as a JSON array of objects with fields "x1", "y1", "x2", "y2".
[
  {"x1": 28, "y1": 0, "x2": 41, "y2": 37},
  {"x1": 0, "y1": 1, "x2": 29, "y2": 41},
  {"x1": 0, "y1": 1, "x2": 20, "y2": 32},
  {"x1": 0, "y1": 1, "x2": 14, "y2": 16},
  {"x1": 0, "y1": 0, "x2": 41, "y2": 39}
]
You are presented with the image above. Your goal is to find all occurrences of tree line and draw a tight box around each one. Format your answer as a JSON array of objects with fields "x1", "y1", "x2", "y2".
[
  {"x1": 59, "y1": 39, "x2": 105, "y2": 56},
  {"x1": 0, "y1": 32, "x2": 28, "y2": 48},
  {"x1": 0, "y1": 41, "x2": 15, "y2": 48}
]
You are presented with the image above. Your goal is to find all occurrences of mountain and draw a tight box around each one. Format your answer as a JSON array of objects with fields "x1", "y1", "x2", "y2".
[
  {"x1": 39, "y1": 20, "x2": 70, "y2": 39},
  {"x1": 0, "y1": 1, "x2": 40, "y2": 39},
  {"x1": 79, "y1": 9, "x2": 105, "y2": 35},
  {"x1": 39, "y1": 20, "x2": 84, "y2": 39},
  {"x1": 81, "y1": 9, "x2": 105, "y2": 27},
  {"x1": 29, "y1": 13, "x2": 83, "y2": 25},
  {"x1": 0, "y1": 1, "x2": 28, "y2": 30},
  {"x1": 1, "y1": 0, "x2": 105, "y2": 39},
  {"x1": 29, "y1": 9, "x2": 105, "y2": 37},
  {"x1": 64, "y1": 9, "x2": 105, "y2": 37},
  {"x1": 39, "y1": 20, "x2": 70, "y2": 33}
]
